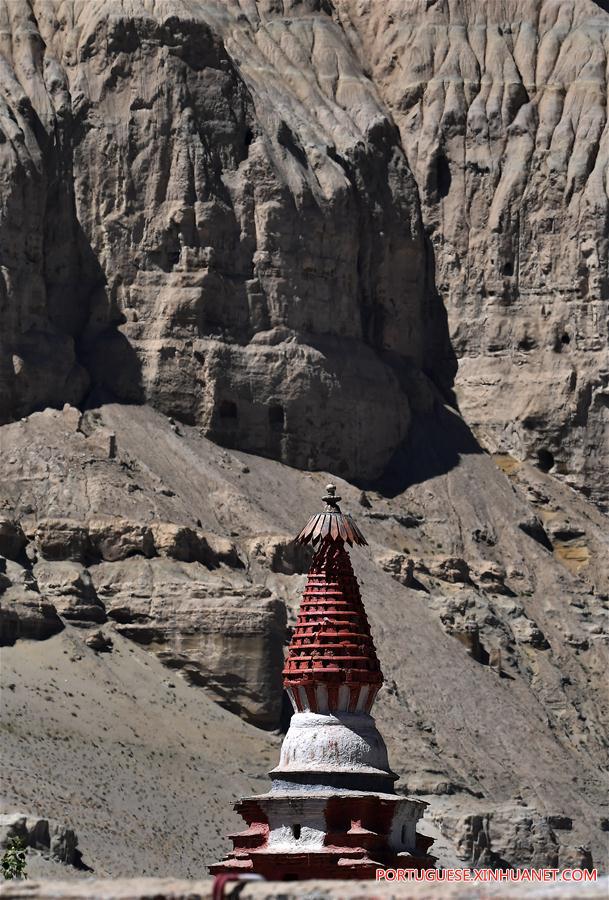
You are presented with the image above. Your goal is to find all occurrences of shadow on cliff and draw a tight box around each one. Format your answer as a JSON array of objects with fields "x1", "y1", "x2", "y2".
[
  {"x1": 363, "y1": 401, "x2": 484, "y2": 499},
  {"x1": 421, "y1": 233, "x2": 459, "y2": 410},
  {"x1": 360, "y1": 221, "x2": 479, "y2": 498},
  {"x1": 74, "y1": 222, "x2": 145, "y2": 409},
  {"x1": 364, "y1": 224, "x2": 481, "y2": 498}
]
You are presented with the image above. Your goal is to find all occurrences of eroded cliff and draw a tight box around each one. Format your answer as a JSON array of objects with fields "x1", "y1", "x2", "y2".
[
  {"x1": 2, "y1": 1, "x2": 607, "y2": 500},
  {"x1": 336, "y1": 0, "x2": 609, "y2": 508},
  {"x1": 0, "y1": 0, "x2": 458, "y2": 481}
]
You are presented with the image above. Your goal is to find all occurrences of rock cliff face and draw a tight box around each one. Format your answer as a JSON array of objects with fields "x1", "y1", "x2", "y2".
[
  {"x1": 0, "y1": 0, "x2": 457, "y2": 481},
  {"x1": 335, "y1": 0, "x2": 609, "y2": 509},
  {"x1": 2, "y1": 0, "x2": 608, "y2": 498},
  {"x1": 0, "y1": 0, "x2": 608, "y2": 879}
]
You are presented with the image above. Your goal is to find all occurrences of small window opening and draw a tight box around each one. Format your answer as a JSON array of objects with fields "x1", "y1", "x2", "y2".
[
  {"x1": 537, "y1": 449, "x2": 555, "y2": 472},
  {"x1": 518, "y1": 335, "x2": 536, "y2": 351},
  {"x1": 219, "y1": 400, "x2": 237, "y2": 420},
  {"x1": 269, "y1": 404, "x2": 285, "y2": 431},
  {"x1": 437, "y1": 152, "x2": 451, "y2": 199},
  {"x1": 292, "y1": 824, "x2": 301, "y2": 840},
  {"x1": 561, "y1": 332, "x2": 570, "y2": 345}
]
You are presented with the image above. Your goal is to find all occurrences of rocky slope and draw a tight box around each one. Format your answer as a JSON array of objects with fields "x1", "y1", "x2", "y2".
[
  {"x1": 0, "y1": 0, "x2": 607, "y2": 878},
  {"x1": 1, "y1": 622, "x2": 280, "y2": 877},
  {"x1": 1, "y1": 404, "x2": 608, "y2": 874}
]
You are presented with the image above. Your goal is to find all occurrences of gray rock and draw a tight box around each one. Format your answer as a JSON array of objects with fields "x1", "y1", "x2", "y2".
[
  {"x1": 35, "y1": 520, "x2": 90, "y2": 563},
  {"x1": 49, "y1": 823, "x2": 80, "y2": 866},
  {"x1": 200, "y1": 533, "x2": 244, "y2": 570},
  {"x1": 85, "y1": 630, "x2": 114, "y2": 653},
  {"x1": 0, "y1": 402, "x2": 608, "y2": 871},
  {"x1": 150, "y1": 524, "x2": 205, "y2": 564},
  {"x1": 0, "y1": 0, "x2": 445, "y2": 484},
  {"x1": 151, "y1": 523, "x2": 242, "y2": 568},
  {"x1": 471, "y1": 562, "x2": 510, "y2": 594},
  {"x1": 0, "y1": 588, "x2": 64, "y2": 646},
  {"x1": 429, "y1": 557, "x2": 472, "y2": 584},
  {"x1": 33, "y1": 561, "x2": 106, "y2": 626},
  {"x1": 25, "y1": 817, "x2": 50, "y2": 851},
  {"x1": 446, "y1": 808, "x2": 560, "y2": 869},
  {"x1": 0, "y1": 519, "x2": 26, "y2": 561},
  {"x1": 88, "y1": 520, "x2": 155, "y2": 563},
  {"x1": 0, "y1": 814, "x2": 81, "y2": 867},
  {"x1": 90, "y1": 555, "x2": 286, "y2": 728},
  {"x1": 376, "y1": 552, "x2": 418, "y2": 588},
  {"x1": 245, "y1": 534, "x2": 312, "y2": 576},
  {"x1": 0, "y1": 814, "x2": 28, "y2": 848}
]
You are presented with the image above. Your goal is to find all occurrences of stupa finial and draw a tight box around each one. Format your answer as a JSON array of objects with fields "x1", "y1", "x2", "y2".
[
  {"x1": 294, "y1": 483, "x2": 368, "y2": 547},
  {"x1": 322, "y1": 483, "x2": 341, "y2": 509}
]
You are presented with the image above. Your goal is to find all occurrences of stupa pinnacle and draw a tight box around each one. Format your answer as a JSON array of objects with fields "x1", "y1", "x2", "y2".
[{"x1": 211, "y1": 485, "x2": 435, "y2": 879}]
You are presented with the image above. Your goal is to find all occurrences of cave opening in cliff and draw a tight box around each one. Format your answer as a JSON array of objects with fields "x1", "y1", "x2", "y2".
[
  {"x1": 436, "y1": 152, "x2": 451, "y2": 199},
  {"x1": 537, "y1": 449, "x2": 555, "y2": 472},
  {"x1": 219, "y1": 399, "x2": 238, "y2": 419},
  {"x1": 269, "y1": 404, "x2": 285, "y2": 431}
]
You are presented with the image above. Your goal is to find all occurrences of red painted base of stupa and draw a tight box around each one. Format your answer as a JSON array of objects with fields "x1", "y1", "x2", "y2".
[
  {"x1": 211, "y1": 849, "x2": 435, "y2": 881},
  {"x1": 209, "y1": 794, "x2": 436, "y2": 881}
]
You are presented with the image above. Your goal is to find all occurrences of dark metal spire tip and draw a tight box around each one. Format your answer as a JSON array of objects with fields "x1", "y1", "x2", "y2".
[{"x1": 294, "y1": 483, "x2": 368, "y2": 547}]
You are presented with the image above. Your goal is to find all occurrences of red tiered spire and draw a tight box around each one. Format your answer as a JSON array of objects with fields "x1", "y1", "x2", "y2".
[{"x1": 284, "y1": 485, "x2": 383, "y2": 715}]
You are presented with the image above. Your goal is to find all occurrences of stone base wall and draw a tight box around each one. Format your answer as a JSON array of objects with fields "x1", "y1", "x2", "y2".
[{"x1": 0, "y1": 879, "x2": 606, "y2": 900}]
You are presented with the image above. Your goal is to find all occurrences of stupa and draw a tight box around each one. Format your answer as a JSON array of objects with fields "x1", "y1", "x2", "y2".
[{"x1": 210, "y1": 485, "x2": 435, "y2": 879}]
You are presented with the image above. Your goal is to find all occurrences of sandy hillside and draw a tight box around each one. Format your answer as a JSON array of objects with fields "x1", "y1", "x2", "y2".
[{"x1": 0, "y1": 403, "x2": 607, "y2": 873}]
